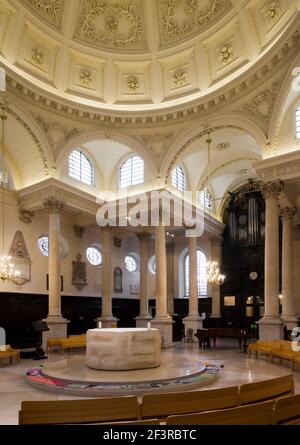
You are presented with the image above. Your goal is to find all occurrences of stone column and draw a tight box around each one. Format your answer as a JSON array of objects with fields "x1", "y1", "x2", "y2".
[
  {"x1": 99, "y1": 228, "x2": 117, "y2": 328},
  {"x1": 183, "y1": 235, "x2": 202, "y2": 337},
  {"x1": 166, "y1": 241, "x2": 175, "y2": 316},
  {"x1": 210, "y1": 237, "x2": 222, "y2": 320},
  {"x1": 151, "y1": 224, "x2": 173, "y2": 347},
  {"x1": 258, "y1": 181, "x2": 284, "y2": 340},
  {"x1": 136, "y1": 231, "x2": 152, "y2": 328},
  {"x1": 281, "y1": 208, "x2": 298, "y2": 330},
  {"x1": 43, "y1": 198, "x2": 68, "y2": 345}
]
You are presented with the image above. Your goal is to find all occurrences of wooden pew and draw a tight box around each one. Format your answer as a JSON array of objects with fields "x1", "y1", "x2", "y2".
[
  {"x1": 238, "y1": 374, "x2": 294, "y2": 405},
  {"x1": 58, "y1": 334, "x2": 86, "y2": 353},
  {"x1": 0, "y1": 345, "x2": 20, "y2": 364},
  {"x1": 166, "y1": 400, "x2": 275, "y2": 425},
  {"x1": 141, "y1": 386, "x2": 239, "y2": 419},
  {"x1": 19, "y1": 396, "x2": 139, "y2": 425},
  {"x1": 273, "y1": 394, "x2": 300, "y2": 425}
]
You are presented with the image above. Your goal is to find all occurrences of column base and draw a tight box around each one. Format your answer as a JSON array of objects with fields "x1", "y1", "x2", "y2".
[
  {"x1": 151, "y1": 318, "x2": 174, "y2": 348},
  {"x1": 257, "y1": 316, "x2": 284, "y2": 340},
  {"x1": 42, "y1": 316, "x2": 69, "y2": 347},
  {"x1": 183, "y1": 315, "x2": 203, "y2": 342},
  {"x1": 135, "y1": 314, "x2": 153, "y2": 328},
  {"x1": 281, "y1": 315, "x2": 299, "y2": 331},
  {"x1": 97, "y1": 316, "x2": 118, "y2": 328},
  {"x1": 210, "y1": 314, "x2": 222, "y2": 319}
]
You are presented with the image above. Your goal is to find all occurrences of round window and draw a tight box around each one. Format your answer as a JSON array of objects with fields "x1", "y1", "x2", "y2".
[
  {"x1": 125, "y1": 255, "x2": 138, "y2": 272},
  {"x1": 86, "y1": 246, "x2": 102, "y2": 266},
  {"x1": 37, "y1": 236, "x2": 49, "y2": 256}
]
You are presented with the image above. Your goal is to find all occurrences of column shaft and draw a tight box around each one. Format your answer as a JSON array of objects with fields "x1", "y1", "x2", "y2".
[
  {"x1": 264, "y1": 195, "x2": 280, "y2": 316},
  {"x1": 281, "y1": 208, "x2": 298, "y2": 328},
  {"x1": 188, "y1": 236, "x2": 198, "y2": 315},
  {"x1": 48, "y1": 212, "x2": 62, "y2": 317},
  {"x1": 155, "y1": 225, "x2": 169, "y2": 318},
  {"x1": 101, "y1": 228, "x2": 112, "y2": 318}
]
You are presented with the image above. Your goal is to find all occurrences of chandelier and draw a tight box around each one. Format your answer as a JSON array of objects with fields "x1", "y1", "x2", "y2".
[
  {"x1": 205, "y1": 130, "x2": 225, "y2": 286},
  {"x1": 0, "y1": 71, "x2": 21, "y2": 284},
  {"x1": 206, "y1": 261, "x2": 225, "y2": 285},
  {"x1": 0, "y1": 255, "x2": 21, "y2": 283}
]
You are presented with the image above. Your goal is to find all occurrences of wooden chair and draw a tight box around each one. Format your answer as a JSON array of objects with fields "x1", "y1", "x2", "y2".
[
  {"x1": 0, "y1": 345, "x2": 20, "y2": 364},
  {"x1": 184, "y1": 328, "x2": 194, "y2": 343},
  {"x1": 46, "y1": 338, "x2": 63, "y2": 353},
  {"x1": 273, "y1": 394, "x2": 300, "y2": 425},
  {"x1": 19, "y1": 396, "x2": 139, "y2": 425},
  {"x1": 238, "y1": 374, "x2": 294, "y2": 405},
  {"x1": 140, "y1": 386, "x2": 239, "y2": 419},
  {"x1": 248, "y1": 340, "x2": 276, "y2": 359},
  {"x1": 166, "y1": 400, "x2": 275, "y2": 425}
]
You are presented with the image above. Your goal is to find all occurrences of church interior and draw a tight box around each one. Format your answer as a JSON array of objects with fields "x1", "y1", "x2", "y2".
[{"x1": 1, "y1": 0, "x2": 300, "y2": 427}]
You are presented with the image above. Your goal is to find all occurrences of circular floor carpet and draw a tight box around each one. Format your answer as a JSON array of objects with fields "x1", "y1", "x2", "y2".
[{"x1": 26, "y1": 356, "x2": 219, "y2": 397}]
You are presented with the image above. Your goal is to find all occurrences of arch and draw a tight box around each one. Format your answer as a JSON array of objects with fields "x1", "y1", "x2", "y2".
[
  {"x1": 268, "y1": 52, "x2": 300, "y2": 149},
  {"x1": 56, "y1": 130, "x2": 158, "y2": 180},
  {"x1": 160, "y1": 113, "x2": 267, "y2": 183},
  {"x1": 6, "y1": 99, "x2": 54, "y2": 174}
]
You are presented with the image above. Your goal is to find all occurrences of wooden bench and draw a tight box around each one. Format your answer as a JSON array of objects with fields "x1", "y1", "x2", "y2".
[
  {"x1": 238, "y1": 374, "x2": 294, "y2": 405},
  {"x1": 141, "y1": 386, "x2": 239, "y2": 419},
  {"x1": 19, "y1": 396, "x2": 139, "y2": 425},
  {"x1": 0, "y1": 345, "x2": 20, "y2": 364},
  {"x1": 166, "y1": 400, "x2": 275, "y2": 425},
  {"x1": 58, "y1": 334, "x2": 86, "y2": 353},
  {"x1": 46, "y1": 338, "x2": 63, "y2": 353},
  {"x1": 273, "y1": 394, "x2": 300, "y2": 425},
  {"x1": 248, "y1": 340, "x2": 278, "y2": 359}
]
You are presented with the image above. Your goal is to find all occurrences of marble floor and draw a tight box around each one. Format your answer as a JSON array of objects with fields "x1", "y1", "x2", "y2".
[{"x1": 1, "y1": 340, "x2": 300, "y2": 425}]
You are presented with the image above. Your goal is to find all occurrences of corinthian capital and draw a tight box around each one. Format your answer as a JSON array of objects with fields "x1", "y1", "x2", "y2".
[
  {"x1": 43, "y1": 197, "x2": 64, "y2": 214},
  {"x1": 261, "y1": 181, "x2": 284, "y2": 200},
  {"x1": 280, "y1": 207, "x2": 296, "y2": 222}
]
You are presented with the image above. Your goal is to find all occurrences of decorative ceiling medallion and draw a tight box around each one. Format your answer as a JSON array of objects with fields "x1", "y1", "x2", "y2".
[
  {"x1": 158, "y1": 0, "x2": 232, "y2": 45},
  {"x1": 243, "y1": 80, "x2": 281, "y2": 124},
  {"x1": 216, "y1": 142, "x2": 230, "y2": 151},
  {"x1": 20, "y1": 0, "x2": 65, "y2": 29},
  {"x1": 219, "y1": 43, "x2": 234, "y2": 65},
  {"x1": 263, "y1": 1, "x2": 281, "y2": 21},
  {"x1": 127, "y1": 75, "x2": 139, "y2": 91},
  {"x1": 75, "y1": 0, "x2": 146, "y2": 50},
  {"x1": 172, "y1": 68, "x2": 186, "y2": 87}
]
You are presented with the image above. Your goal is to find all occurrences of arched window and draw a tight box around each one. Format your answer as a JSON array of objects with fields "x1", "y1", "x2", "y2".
[
  {"x1": 114, "y1": 267, "x2": 123, "y2": 293},
  {"x1": 69, "y1": 150, "x2": 94, "y2": 186},
  {"x1": 296, "y1": 106, "x2": 300, "y2": 139},
  {"x1": 199, "y1": 187, "x2": 212, "y2": 209},
  {"x1": 119, "y1": 155, "x2": 144, "y2": 188},
  {"x1": 184, "y1": 250, "x2": 207, "y2": 297},
  {"x1": 171, "y1": 165, "x2": 185, "y2": 192}
]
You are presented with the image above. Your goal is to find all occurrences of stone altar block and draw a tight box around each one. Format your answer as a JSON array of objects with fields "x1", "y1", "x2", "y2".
[{"x1": 86, "y1": 328, "x2": 161, "y2": 371}]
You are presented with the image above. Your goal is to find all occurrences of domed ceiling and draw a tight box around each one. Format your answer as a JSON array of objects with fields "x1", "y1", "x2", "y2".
[{"x1": 0, "y1": 0, "x2": 299, "y2": 113}]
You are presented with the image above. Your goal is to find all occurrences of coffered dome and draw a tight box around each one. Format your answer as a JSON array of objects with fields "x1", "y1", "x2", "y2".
[{"x1": 0, "y1": 0, "x2": 299, "y2": 114}]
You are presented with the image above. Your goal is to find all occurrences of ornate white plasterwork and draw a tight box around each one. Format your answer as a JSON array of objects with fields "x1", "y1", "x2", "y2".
[
  {"x1": 20, "y1": 0, "x2": 65, "y2": 28},
  {"x1": 34, "y1": 115, "x2": 81, "y2": 159},
  {"x1": 6, "y1": 106, "x2": 49, "y2": 175},
  {"x1": 158, "y1": 0, "x2": 232, "y2": 45},
  {"x1": 243, "y1": 80, "x2": 281, "y2": 124},
  {"x1": 75, "y1": 0, "x2": 146, "y2": 50}
]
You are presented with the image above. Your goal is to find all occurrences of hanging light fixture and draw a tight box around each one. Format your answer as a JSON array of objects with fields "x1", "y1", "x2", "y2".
[
  {"x1": 0, "y1": 71, "x2": 21, "y2": 284},
  {"x1": 205, "y1": 130, "x2": 225, "y2": 286}
]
